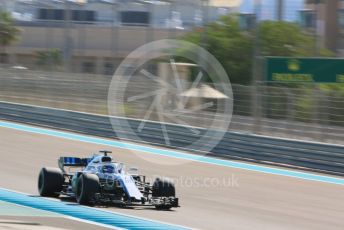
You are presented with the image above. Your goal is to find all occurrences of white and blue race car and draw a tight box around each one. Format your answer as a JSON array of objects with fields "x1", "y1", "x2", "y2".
[{"x1": 38, "y1": 150, "x2": 179, "y2": 210}]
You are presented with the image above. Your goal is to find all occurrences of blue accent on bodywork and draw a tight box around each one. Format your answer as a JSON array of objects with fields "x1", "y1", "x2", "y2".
[
  {"x1": 0, "y1": 189, "x2": 188, "y2": 230},
  {"x1": 60, "y1": 157, "x2": 90, "y2": 167},
  {"x1": 0, "y1": 121, "x2": 343, "y2": 185}
]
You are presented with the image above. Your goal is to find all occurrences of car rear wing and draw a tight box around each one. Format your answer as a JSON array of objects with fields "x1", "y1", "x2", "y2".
[{"x1": 58, "y1": 157, "x2": 91, "y2": 171}]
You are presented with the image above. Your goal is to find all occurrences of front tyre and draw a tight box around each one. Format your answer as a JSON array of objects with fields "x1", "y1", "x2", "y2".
[
  {"x1": 152, "y1": 178, "x2": 176, "y2": 210},
  {"x1": 38, "y1": 167, "x2": 63, "y2": 197},
  {"x1": 76, "y1": 174, "x2": 100, "y2": 205}
]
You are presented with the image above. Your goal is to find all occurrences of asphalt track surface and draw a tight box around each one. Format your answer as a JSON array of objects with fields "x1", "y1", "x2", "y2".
[
  {"x1": 0, "y1": 125, "x2": 343, "y2": 230},
  {"x1": 0, "y1": 200, "x2": 111, "y2": 230},
  {"x1": 0, "y1": 216, "x2": 110, "y2": 230}
]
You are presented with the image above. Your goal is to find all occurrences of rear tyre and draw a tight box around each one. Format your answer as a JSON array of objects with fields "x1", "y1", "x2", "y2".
[
  {"x1": 38, "y1": 167, "x2": 63, "y2": 197},
  {"x1": 76, "y1": 173, "x2": 100, "y2": 205},
  {"x1": 152, "y1": 178, "x2": 175, "y2": 210}
]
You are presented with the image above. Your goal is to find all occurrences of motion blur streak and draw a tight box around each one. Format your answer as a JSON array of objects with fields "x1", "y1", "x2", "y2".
[{"x1": 0, "y1": 120, "x2": 343, "y2": 185}]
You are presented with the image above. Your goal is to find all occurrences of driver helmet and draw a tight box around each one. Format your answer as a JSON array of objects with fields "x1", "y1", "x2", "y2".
[{"x1": 102, "y1": 164, "x2": 115, "y2": 173}]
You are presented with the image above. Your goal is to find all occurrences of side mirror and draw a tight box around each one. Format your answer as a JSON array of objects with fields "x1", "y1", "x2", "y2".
[{"x1": 117, "y1": 163, "x2": 125, "y2": 174}]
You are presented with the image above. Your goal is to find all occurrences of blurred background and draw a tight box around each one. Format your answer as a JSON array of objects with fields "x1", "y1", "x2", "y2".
[{"x1": 0, "y1": 0, "x2": 343, "y2": 144}]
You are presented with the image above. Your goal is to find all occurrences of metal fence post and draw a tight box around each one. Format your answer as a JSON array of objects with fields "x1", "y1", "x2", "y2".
[
  {"x1": 319, "y1": 89, "x2": 328, "y2": 142},
  {"x1": 312, "y1": 86, "x2": 320, "y2": 141},
  {"x1": 288, "y1": 88, "x2": 296, "y2": 136},
  {"x1": 252, "y1": 81, "x2": 262, "y2": 134},
  {"x1": 251, "y1": 0, "x2": 262, "y2": 134}
]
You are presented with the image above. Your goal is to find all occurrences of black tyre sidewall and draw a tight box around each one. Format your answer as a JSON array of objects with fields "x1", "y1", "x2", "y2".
[
  {"x1": 152, "y1": 178, "x2": 176, "y2": 210},
  {"x1": 38, "y1": 167, "x2": 63, "y2": 197},
  {"x1": 152, "y1": 178, "x2": 175, "y2": 197},
  {"x1": 76, "y1": 173, "x2": 100, "y2": 205}
]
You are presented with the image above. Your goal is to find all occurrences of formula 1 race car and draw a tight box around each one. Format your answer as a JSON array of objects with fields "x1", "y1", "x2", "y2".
[{"x1": 38, "y1": 150, "x2": 179, "y2": 210}]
